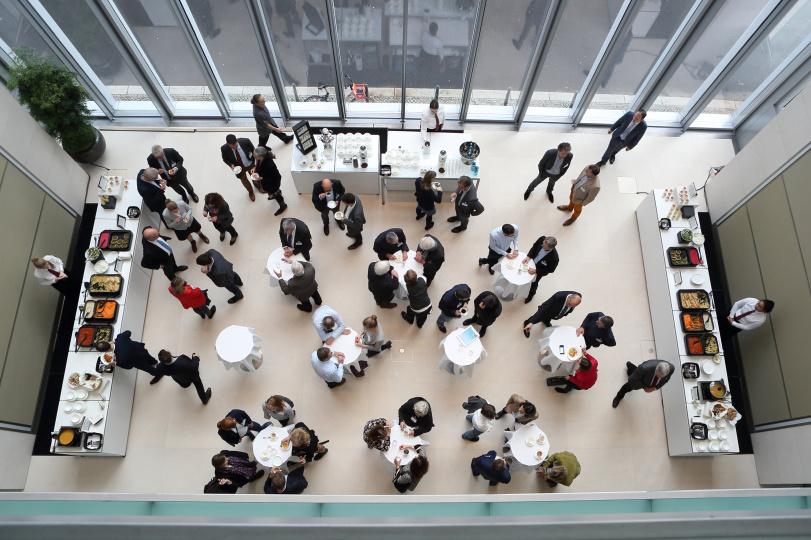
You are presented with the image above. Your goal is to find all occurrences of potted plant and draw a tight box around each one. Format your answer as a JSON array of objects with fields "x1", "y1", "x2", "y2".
[{"x1": 6, "y1": 48, "x2": 105, "y2": 163}]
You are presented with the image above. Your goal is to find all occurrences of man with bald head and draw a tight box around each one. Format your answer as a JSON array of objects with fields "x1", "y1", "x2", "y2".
[
  {"x1": 523, "y1": 290, "x2": 582, "y2": 338},
  {"x1": 140, "y1": 227, "x2": 187, "y2": 280},
  {"x1": 312, "y1": 178, "x2": 346, "y2": 235},
  {"x1": 136, "y1": 167, "x2": 168, "y2": 217},
  {"x1": 612, "y1": 359, "x2": 674, "y2": 408}
]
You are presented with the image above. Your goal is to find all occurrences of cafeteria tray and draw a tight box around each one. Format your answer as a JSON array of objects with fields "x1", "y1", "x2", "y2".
[
  {"x1": 677, "y1": 289, "x2": 711, "y2": 311},
  {"x1": 84, "y1": 300, "x2": 119, "y2": 323},
  {"x1": 88, "y1": 274, "x2": 124, "y2": 297},
  {"x1": 76, "y1": 324, "x2": 113, "y2": 349},
  {"x1": 684, "y1": 334, "x2": 720, "y2": 356},
  {"x1": 667, "y1": 247, "x2": 699, "y2": 267},
  {"x1": 98, "y1": 229, "x2": 132, "y2": 251},
  {"x1": 679, "y1": 311, "x2": 713, "y2": 333}
]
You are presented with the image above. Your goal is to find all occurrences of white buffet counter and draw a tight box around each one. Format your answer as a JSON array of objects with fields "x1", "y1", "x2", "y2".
[
  {"x1": 290, "y1": 135, "x2": 380, "y2": 195},
  {"x1": 51, "y1": 171, "x2": 156, "y2": 456},
  {"x1": 636, "y1": 190, "x2": 739, "y2": 456}
]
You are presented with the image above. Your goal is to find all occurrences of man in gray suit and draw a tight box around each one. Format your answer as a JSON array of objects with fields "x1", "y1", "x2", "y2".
[
  {"x1": 341, "y1": 193, "x2": 365, "y2": 250},
  {"x1": 447, "y1": 176, "x2": 484, "y2": 233},
  {"x1": 274, "y1": 261, "x2": 322, "y2": 312},
  {"x1": 612, "y1": 360, "x2": 674, "y2": 408},
  {"x1": 196, "y1": 249, "x2": 243, "y2": 304}
]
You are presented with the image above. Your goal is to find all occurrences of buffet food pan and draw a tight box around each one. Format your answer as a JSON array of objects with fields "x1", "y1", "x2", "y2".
[
  {"x1": 677, "y1": 289, "x2": 711, "y2": 310},
  {"x1": 89, "y1": 274, "x2": 123, "y2": 297},
  {"x1": 84, "y1": 300, "x2": 119, "y2": 323},
  {"x1": 667, "y1": 247, "x2": 699, "y2": 267},
  {"x1": 98, "y1": 229, "x2": 132, "y2": 251},
  {"x1": 680, "y1": 311, "x2": 714, "y2": 333},
  {"x1": 685, "y1": 334, "x2": 720, "y2": 356},
  {"x1": 76, "y1": 325, "x2": 113, "y2": 348}
]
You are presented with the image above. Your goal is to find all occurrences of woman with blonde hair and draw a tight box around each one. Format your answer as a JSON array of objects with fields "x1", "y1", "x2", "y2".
[
  {"x1": 163, "y1": 199, "x2": 209, "y2": 253},
  {"x1": 281, "y1": 422, "x2": 328, "y2": 463},
  {"x1": 262, "y1": 394, "x2": 295, "y2": 427},
  {"x1": 31, "y1": 255, "x2": 71, "y2": 294},
  {"x1": 414, "y1": 170, "x2": 442, "y2": 230}
]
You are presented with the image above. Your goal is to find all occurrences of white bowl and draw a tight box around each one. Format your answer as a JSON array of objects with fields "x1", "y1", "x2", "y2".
[
  {"x1": 94, "y1": 260, "x2": 109, "y2": 273},
  {"x1": 706, "y1": 418, "x2": 716, "y2": 428},
  {"x1": 74, "y1": 387, "x2": 89, "y2": 400},
  {"x1": 391, "y1": 167, "x2": 400, "y2": 176},
  {"x1": 261, "y1": 451, "x2": 270, "y2": 460},
  {"x1": 708, "y1": 430, "x2": 718, "y2": 440},
  {"x1": 720, "y1": 441, "x2": 730, "y2": 451},
  {"x1": 525, "y1": 437, "x2": 535, "y2": 447},
  {"x1": 710, "y1": 441, "x2": 721, "y2": 452},
  {"x1": 690, "y1": 274, "x2": 705, "y2": 285},
  {"x1": 698, "y1": 442, "x2": 708, "y2": 452},
  {"x1": 334, "y1": 211, "x2": 344, "y2": 221},
  {"x1": 232, "y1": 166, "x2": 242, "y2": 175},
  {"x1": 716, "y1": 418, "x2": 727, "y2": 428},
  {"x1": 702, "y1": 361, "x2": 715, "y2": 375},
  {"x1": 719, "y1": 431, "x2": 728, "y2": 440},
  {"x1": 63, "y1": 403, "x2": 74, "y2": 413},
  {"x1": 70, "y1": 413, "x2": 82, "y2": 425},
  {"x1": 73, "y1": 401, "x2": 87, "y2": 413},
  {"x1": 66, "y1": 390, "x2": 76, "y2": 401}
]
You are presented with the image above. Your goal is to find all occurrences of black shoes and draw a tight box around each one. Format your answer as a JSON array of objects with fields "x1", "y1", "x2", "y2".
[
  {"x1": 609, "y1": 155, "x2": 616, "y2": 164},
  {"x1": 425, "y1": 221, "x2": 434, "y2": 230},
  {"x1": 612, "y1": 397, "x2": 621, "y2": 408},
  {"x1": 202, "y1": 388, "x2": 212, "y2": 404},
  {"x1": 401, "y1": 311, "x2": 413, "y2": 324},
  {"x1": 416, "y1": 210, "x2": 425, "y2": 220},
  {"x1": 274, "y1": 204, "x2": 287, "y2": 216},
  {"x1": 149, "y1": 375, "x2": 162, "y2": 385},
  {"x1": 227, "y1": 295, "x2": 243, "y2": 304},
  {"x1": 597, "y1": 161, "x2": 606, "y2": 166},
  {"x1": 348, "y1": 241, "x2": 362, "y2": 250},
  {"x1": 463, "y1": 318, "x2": 473, "y2": 326},
  {"x1": 488, "y1": 267, "x2": 495, "y2": 275},
  {"x1": 512, "y1": 38, "x2": 521, "y2": 50},
  {"x1": 314, "y1": 448, "x2": 329, "y2": 460},
  {"x1": 524, "y1": 295, "x2": 534, "y2": 304},
  {"x1": 523, "y1": 190, "x2": 531, "y2": 201},
  {"x1": 296, "y1": 303, "x2": 312, "y2": 312},
  {"x1": 478, "y1": 258, "x2": 487, "y2": 267},
  {"x1": 547, "y1": 191, "x2": 554, "y2": 203},
  {"x1": 437, "y1": 322, "x2": 447, "y2": 333},
  {"x1": 176, "y1": 265, "x2": 188, "y2": 272},
  {"x1": 451, "y1": 226, "x2": 467, "y2": 233},
  {"x1": 323, "y1": 224, "x2": 330, "y2": 235},
  {"x1": 208, "y1": 306, "x2": 217, "y2": 319},
  {"x1": 447, "y1": 216, "x2": 459, "y2": 222},
  {"x1": 191, "y1": 193, "x2": 200, "y2": 203}
]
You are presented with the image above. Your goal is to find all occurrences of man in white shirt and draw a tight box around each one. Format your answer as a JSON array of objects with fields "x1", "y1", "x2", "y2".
[
  {"x1": 478, "y1": 224, "x2": 519, "y2": 275},
  {"x1": 462, "y1": 402, "x2": 496, "y2": 442},
  {"x1": 311, "y1": 347, "x2": 346, "y2": 388},
  {"x1": 726, "y1": 298, "x2": 774, "y2": 335},
  {"x1": 420, "y1": 99, "x2": 445, "y2": 140}
]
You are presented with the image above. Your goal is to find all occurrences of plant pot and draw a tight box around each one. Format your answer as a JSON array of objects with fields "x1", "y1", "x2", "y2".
[{"x1": 66, "y1": 127, "x2": 106, "y2": 164}]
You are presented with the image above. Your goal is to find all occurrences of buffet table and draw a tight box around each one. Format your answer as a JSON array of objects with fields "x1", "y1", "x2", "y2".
[
  {"x1": 290, "y1": 135, "x2": 380, "y2": 195},
  {"x1": 382, "y1": 132, "x2": 481, "y2": 203},
  {"x1": 52, "y1": 172, "x2": 157, "y2": 456},
  {"x1": 636, "y1": 190, "x2": 739, "y2": 456}
]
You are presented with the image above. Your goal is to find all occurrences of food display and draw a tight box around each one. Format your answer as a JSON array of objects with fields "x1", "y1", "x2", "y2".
[
  {"x1": 682, "y1": 313, "x2": 704, "y2": 332},
  {"x1": 667, "y1": 247, "x2": 699, "y2": 267},
  {"x1": 77, "y1": 325, "x2": 112, "y2": 348},
  {"x1": 83, "y1": 301, "x2": 96, "y2": 320},
  {"x1": 687, "y1": 336, "x2": 703, "y2": 355},
  {"x1": 703, "y1": 335, "x2": 719, "y2": 354},
  {"x1": 712, "y1": 403, "x2": 726, "y2": 417},
  {"x1": 685, "y1": 334, "x2": 720, "y2": 355},
  {"x1": 87, "y1": 300, "x2": 119, "y2": 322},
  {"x1": 568, "y1": 347, "x2": 578, "y2": 358},
  {"x1": 98, "y1": 230, "x2": 132, "y2": 251},
  {"x1": 77, "y1": 326, "x2": 95, "y2": 347},
  {"x1": 67, "y1": 373, "x2": 81, "y2": 388},
  {"x1": 89, "y1": 274, "x2": 123, "y2": 297},
  {"x1": 678, "y1": 289, "x2": 710, "y2": 310}
]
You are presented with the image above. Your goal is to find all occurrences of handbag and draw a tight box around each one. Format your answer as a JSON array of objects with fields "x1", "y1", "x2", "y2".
[
  {"x1": 392, "y1": 470, "x2": 409, "y2": 493},
  {"x1": 546, "y1": 376, "x2": 567, "y2": 386},
  {"x1": 202, "y1": 289, "x2": 211, "y2": 306},
  {"x1": 463, "y1": 395, "x2": 487, "y2": 413}
]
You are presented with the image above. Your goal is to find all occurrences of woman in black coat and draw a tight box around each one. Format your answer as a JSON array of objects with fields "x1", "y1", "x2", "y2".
[
  {"x1": 414, "y1": 171, "x2": 442, "y2": 230},
  {"x1": 463, "y1": 291, "x2": 502, "y2": 337},
  {"x1": 253, "y1": 146, "x2": 287, "y2": 216},
  {"x1": 282, "y1": 422, "x2": 328, "y2": 463},
  {"x1": 203, "y1": 192, "x2": 238, "y2": 244}
]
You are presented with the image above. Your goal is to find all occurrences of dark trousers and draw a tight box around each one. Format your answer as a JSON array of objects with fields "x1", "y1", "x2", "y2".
[
  {"x1": 556, "y1": 382, "x2": 582, "y2": 393},
  {"x1": 614, "y1": 362, "x2": 639, "y2": 402},
  {"x1": 166, "y1": 172, "x2": 196, "y2": 202},
  {"x1": 601, "y1": 137, "x2": 628, "y2": 163},
  {"x1": 423, "y1": 264, "x2": 439, "y2": 286},
  {"x1": 320, "y1": 207, "x2": 345, "y2": 229},
  {"x1": 484, "y1": 247, "x2": 510, "y2": 270},
  {"x1": 135, "y1": 362, "x2": 159, "y2": 377},
  {"x1": 258, "y1": 131, "x2": 291, "y2": 148},
  {"x1": 192, "y1": 304, "x2": 214, "y2": 318},
  {"x1": 162, "y1": 255, "x2": 182, "y2": 281},
  {"x1": 526, "y1": 172, "x2": 562, "y2": 195},
  {"x1": 456, "y1": 212, "x2": 470, "y2": 229},
  {"x1": 347, "y1": 230, "x2": 363, "y2": 243},
  {"x1": 527, "y1": 275, "x2": 543, "y2": 300},
  {"x1": 466, "y1": 314, "x2": 493, "y2": 337},
  {"x1": 224, "y1": 273, "x2": 243, "y2": 298},
  {"x1": 298, "y1": 290, "x2": 322, "y2": 312},
  {"x1": 373, "y1": 291, "x2": 395, "y2": 306},
  {"x1": 212, "y1": 221, "x2": 238, "y2": 238},
  {"x1": 190, "y1": 375, "x2": 208, "y2": 402},
  {"x1": 405, "y1": 306, "x2": 432, "y2": 328}
]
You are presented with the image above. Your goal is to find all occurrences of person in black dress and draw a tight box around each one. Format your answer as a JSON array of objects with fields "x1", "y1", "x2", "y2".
[
  {"x1": 414, "y1": 171, "x2": 443, "y2": 230},
  {"x1": 202, "y1": 192, "x2": 238, "y2": 245},
  {"x1": 253, "y1": 146, "x2": 287, "y2": 216}
]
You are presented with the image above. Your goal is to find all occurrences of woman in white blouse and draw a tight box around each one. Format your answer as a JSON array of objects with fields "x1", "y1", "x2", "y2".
[{"x1": 31, "y1": 256, "x2": 70, "y2": 294}]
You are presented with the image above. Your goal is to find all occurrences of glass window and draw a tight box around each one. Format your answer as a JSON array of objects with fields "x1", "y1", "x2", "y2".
[
  {"x1": 466, "y1": 0, "x2": 551, "y2": 120},
  {"x1": 185, "y1": 0, "x2": 277, "y2": 113},
  {"x1": 338, "y1": 0, "x2": 398, "y2": 118},
  {"x1": 650, "y1": 0, "x2": 769, "y2": 120},
  {"x1": 39, "y1": 0, "x2": 155, "y2": 113},
  {"x1": 584, "y1": 0, "x2": 694, "y2": 120},
  {"x1": 696, "y1": 0, "x2": 811, "y2": 124},
  {"x1": 402, "y1": 0, "x2": 477, "y2": 120},
  {"x1": 112, "y1": 0, "x2": 217, "y2": 111},
  {"x1": 264, "y1": 0, "x2": 339, "y2": 118},
  {"x1": 525, "y1": 0, "x2": 624, "y2": 120}
]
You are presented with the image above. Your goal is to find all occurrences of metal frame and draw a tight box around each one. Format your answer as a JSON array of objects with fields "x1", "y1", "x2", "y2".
[
  {"x1": 91, "y1": 0, "x2": 175, "y2": 123},
  {"x1": 15, "y1": 0, "x2": 117, "y2": 119},
  {"x1": 399, "y1": 0, "x2": 409, "y2": 125},
  {"x1": 325, "y1": 0, "x2": 345, "y2": 120},
  {"x1": 171, "y1": 0, "x2": 230, "y2": 120},
  {"x1": 514, "y1": 0, "x2": 564, "y2": 127},
  {"x1": 570, "y1": 0, "x2": 645, "y2": 126},
  {"x1": 246, "y1": 0, "x2": 290, "y2": 121},
  {"x1": 458, "y1": 0, "x2": 486, "y2": 123},
  {"x1": 677, "y1": 0, "x2": 799, "y2": 129}
]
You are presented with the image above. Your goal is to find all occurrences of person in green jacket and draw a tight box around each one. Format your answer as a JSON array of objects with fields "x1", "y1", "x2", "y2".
[{"x1": 537, "y1": 451, "x2": 580, "y2": 488}]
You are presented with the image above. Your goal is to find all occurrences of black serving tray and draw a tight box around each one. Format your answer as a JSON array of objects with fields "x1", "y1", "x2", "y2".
[
  {"x1": 676, "y1": 289, "x2": 711, "y2": 311},
  {"x1": 98, "y1": 229, "x2": 132, "y2": 251}
]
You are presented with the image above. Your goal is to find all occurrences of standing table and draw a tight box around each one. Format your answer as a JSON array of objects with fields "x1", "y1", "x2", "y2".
[
  {"x1": 439, "y1": 328, "x2": 487, "y2": 377},
  {"x1": 216, "y1": 326, "x2": 263, "y2": 372},
  {"x1": 262, "y1": 247, "x2": 307, "y2": 288},
  {"x1": 253, "y1": 424, "x2": 294, "y2": 472},
  {"x1": 492, "y1": 252, "x2": 536, "y2": 301},
  {"x1": 328, "y1": 329, "x2": 363, "y2": 371},
  {"x1": 384, "y1": 425, "x2": 428, "y2": 466},
  {"x1": 390, "y1": 250, "x2": 423, "y2": 299},
  {"x1": 504, "y1": 422, "x2": 550, "y2": 468},
  {"x1": 537, "y1": 326, "x2": 586, "y2": 373}
]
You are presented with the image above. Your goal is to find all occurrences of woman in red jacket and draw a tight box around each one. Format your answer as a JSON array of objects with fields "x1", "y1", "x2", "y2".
[
  {"x1": 169, "y1": 277, "x2": 216, "y2": 319},
  {"x1": 552, "y1": 350, "x2": 597, "y2": 393}
]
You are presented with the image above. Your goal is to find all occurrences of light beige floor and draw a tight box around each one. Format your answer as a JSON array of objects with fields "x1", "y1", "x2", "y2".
[{"x1": 25, "y1": 127, "x2": 760, "y2": 495}]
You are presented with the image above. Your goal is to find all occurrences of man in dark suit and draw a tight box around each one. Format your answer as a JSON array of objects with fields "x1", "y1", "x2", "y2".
[
  {"x1": 598, "y1": 110, "x2": 647, "y2": 166},
  {"x1": 341, "y1": 193, "x2": 365, "y2": 250},
  {"x1": 217, "y1": 409, "x2": 265, "y2": 446},
  {"x1": 148, "y1": 145, "x2": 198, "y2": 203},
  {"x1": 196, "y1": 249, "x2": 243, "y2": 304},
  {"x1": 141, "y1": 227, "x2": 187, "y2": 281},
  {"x1": 524, "y1": 142, "x2": 573, "y2": 203},
  {"x1": 155, "y1": 349, "x2": 211, "y2": 403},
  {"x1": 524, "y1": 235, "x2": 559, "y2": 304},
  {"x1": 373, "y1": 228, "x2": 409, "y2": 261},
  {"x1": 471, "y1": 450, "x2": 511, "y2": 486},
  {"x1": 221, "y1": 134, "x2": 256, "y2": 201},
  {"x1": 264, "y1": 466, "x2": 308, "y2": 494},
  {"x1": 280, "y1": 218, "x2": 312, "y2": 261},
  {"x1": 136, "y1": 168, "x2": 168, "y2": 217},
  {"x1": 95, "y1": 330, "x2": 159, "y2": 379},
  {"x1": 464, "y1": 291, "x2": 502, "y2": 337},
  {"x1": 367, "y1": 260, "x2": 399, "y2": 309},
  {"x1": 398, "y1": 397, "x2": 434, "y2": 436},
  {"x1": 447, "y1": 176, "x2": 484, "y2": 233},
  {"x1": 312, "y1": 178, "x2": 346, "y2": 235},
  {"x1": 415, "y1": 234, "x2": 444, "y2": 286},
  {"x1": 613, "y1": 359, "x2": 674, "y2": 408},
  {"x1": 523, "y1": 290, "x2": 582, "y2": 338},
  {"x1": 275, "y1": 260, "x2": 322, "y2": 312},
  {"x1": 577, "y1": 312, "x2": 616, "y2": 350}
]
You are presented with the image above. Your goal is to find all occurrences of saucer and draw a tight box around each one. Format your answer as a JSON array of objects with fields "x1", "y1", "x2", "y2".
[
  {"x1": 327, "y1": 200, "x2": 338, "y2": 209},
  {"x1": 261, "y1": 451, "x2": 270, "y2": 460},
  {"x1": 272, "y1": 456, "x2": 283, "y2": 466},
  {"x1": 525, "y1": 437, "x2": 535, "y2": 447},
  {"x1": 232, "y1": 166, "x2": 242, "y2": 175}
]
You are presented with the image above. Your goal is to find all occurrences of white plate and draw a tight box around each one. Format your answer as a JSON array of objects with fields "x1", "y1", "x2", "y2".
[
  {"x1": 73, "y1": 401, "x2": 87, "y2": 413},
  {"x1": 706, "y1": 418, "x2": 716, "y2": 428},
  {"x1": 710, "y1": 441, "x2": 721, "y2": 452},
  {"x1": 63, "y1": 403, "x2": 74, "y2": 413},
  {"x1": 702, "y1": 361, "x2": 715, "y2": 375},
  {"x1": 232, "y1": 166, "x2": 242, "y2": 175},
  {"x1": 708, "y1": 430, "x2": 718, "y2": 440},
  {"x1": 327, "y1": 200, "x2": 338, "y2": 209},
  {"x1": 66, "y1": 390, "x2": 76, "y2": 401},
  {"x1": 698, "y1": 442, "x2": 708, "y2": 452},
  {"x1": 506, "y1": 261, "x2": 515, "y2": 270},
  {"x1": 251, "y1": 173, "x2": 259, "y2": 180},
  {"x1": 720, "y1": 441, "x2": 730, "y2": 452},
  {"x1": 261, "y1": 451, "x2": 270, "y2": 460},
  {"x1": 74, "y1": 387, "x2": 89, "y2": 400},
  {"x1": 719, "y1": 431, "x2": 728, "y2": 440},
  {"x1": 67, "y1": 373, "x2": 81, "y2": 388},
  {"x1": 716, "y1": 418, "x2": 727, "y2": 428},
  {"x1": 690, "y1": 274, "x2": 704, "y2": 285},
  {"x1": 334, "y1": 211, "x2": 343, "y2": 221},
  {"x1": 525, "y1": 437, "x2": 535, "y2": 447},
  {"x1": 272, "y1": 456, "x2": 283, "y2": 466},
  {"x1": 94, "y1": 260, "x2": 109, "y2": 273},
  {"x1": 70, "y1": 413, "x2": 82, "y2": 425}
]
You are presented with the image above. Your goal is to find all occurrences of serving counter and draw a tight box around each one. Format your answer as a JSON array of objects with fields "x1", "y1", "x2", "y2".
[
  {"x1": 290, "y1": 135, "x2": 380, "y2": 195},
  {"x1": 636, "y1": 190, "x2": 739, "y2": 456},
  {"x1": 51, "y1": 171, "x2": 156, "y2": 456}
]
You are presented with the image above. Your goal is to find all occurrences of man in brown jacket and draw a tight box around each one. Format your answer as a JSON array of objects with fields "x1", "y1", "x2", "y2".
[
  {"x1": 275, "y1": 261, "x2": 322, "y2": 312},
  {"x1": 494, "y1": 394, "x2": 538, "y2": 426},
  {"x1": 557, "y1": 164, "x2": 601, "y2": 226}
]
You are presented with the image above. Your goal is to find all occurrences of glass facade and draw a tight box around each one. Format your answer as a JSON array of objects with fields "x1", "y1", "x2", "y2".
[{"x1": 0, "y1": 0, "x2": 808, "y2": 129}]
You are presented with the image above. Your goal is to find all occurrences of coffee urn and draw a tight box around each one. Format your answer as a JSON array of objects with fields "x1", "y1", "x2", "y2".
[
  {"x1": 360, "y1": 145, "x2": 368, "y2": 168},
  {"x1": 438, "y1": 150, "x2": 447, "y2": 173}
]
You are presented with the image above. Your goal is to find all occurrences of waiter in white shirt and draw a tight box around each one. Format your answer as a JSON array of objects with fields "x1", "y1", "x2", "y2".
[
  {"x1": 420, "y1": 99, "x2": 445, "y2": 140},
  {"x1": 725, "y1": 297, "x2": 774, "y2": 335}
]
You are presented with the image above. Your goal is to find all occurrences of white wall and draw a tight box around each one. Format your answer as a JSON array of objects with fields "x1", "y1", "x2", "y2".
[{"x1": 705, "y1": 81, "x2": 811, "y2": 221}]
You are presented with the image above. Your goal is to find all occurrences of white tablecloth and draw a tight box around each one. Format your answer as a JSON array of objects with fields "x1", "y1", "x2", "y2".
[
  {"x1": 504, "y1": 422, "x2": 550, "y2": 467},
  {"x1": 253, "y1": 424, "x2": 293, "y2": 470},
  {"x1": 216, "y1": 325, "x2": 263, "y2": 372},
  {"x1": 384, "y1": 425, "x2": 428, "y2": 466},
  {"x1": 438, "y1": 327, "x2": 487, "y2": 377},
  {"x1": 328, "y1": 329, "x2": 363, "y2": 370},
  {"x1": 537, "y1": 326, "x2": 585, "y2": 373},
  {"x1": 390, "y1": 250, "x2": 423, "y2": 299},
  {"x1": 262, "y1": 247, "x2": 306, "y2": 288},
  {"x1": 492, "y1": 251, "x2": 536, "y2": 301}
]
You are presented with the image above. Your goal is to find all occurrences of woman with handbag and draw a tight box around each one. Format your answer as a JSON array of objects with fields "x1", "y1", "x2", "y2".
[
  {"x1": 393, "y1": 445, "x2": 429, "y2": 493},
  {"x1": 547, "y1": 350, "x2": 598, "y2": 393},
  {"x1": 168, "y1": 276, "x2": 216, "y2": 319},
  {"x1": 252, "y1": 146, "x2": 287, "y2": 216}
]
